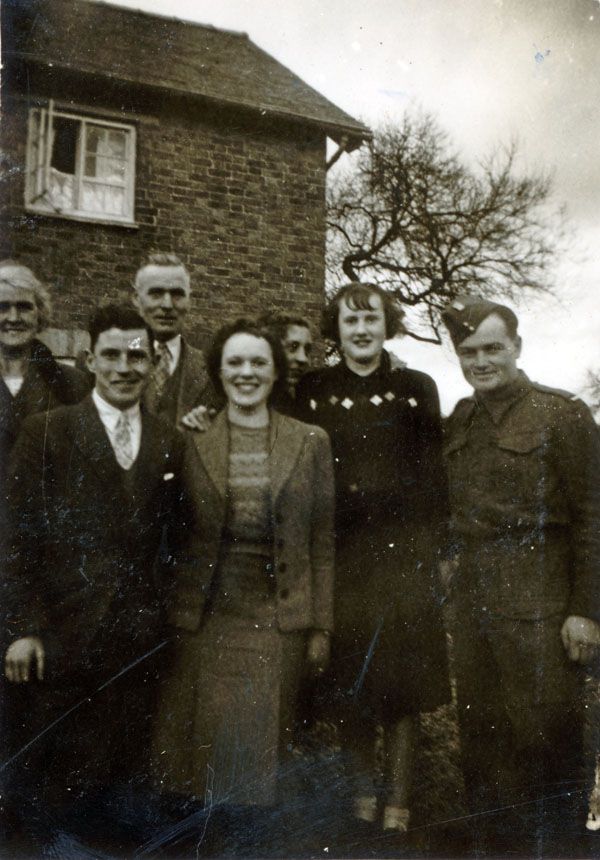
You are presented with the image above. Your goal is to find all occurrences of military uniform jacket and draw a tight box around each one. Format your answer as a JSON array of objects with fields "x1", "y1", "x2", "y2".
[{"x1": 444, "y1": 373, "x2": 600, "y2": 621}]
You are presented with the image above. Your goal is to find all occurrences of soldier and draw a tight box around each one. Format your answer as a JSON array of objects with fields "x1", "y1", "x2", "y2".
[{"x1": 442, "y1": 295, "x2": 600, "y2": 846}]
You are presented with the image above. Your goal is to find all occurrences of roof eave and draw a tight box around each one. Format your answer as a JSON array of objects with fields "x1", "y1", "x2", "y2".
[{"x1": 9, "y1": 53, "x2": 371, "y2": 149}]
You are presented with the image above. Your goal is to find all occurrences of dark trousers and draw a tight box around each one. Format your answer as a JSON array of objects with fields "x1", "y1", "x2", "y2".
[
  {"x1": 2, "y1": 632, "x2": 165, "y2": 848},
  {"x1": 450, "y1": 597, "x2": 585, "y2": 834}
]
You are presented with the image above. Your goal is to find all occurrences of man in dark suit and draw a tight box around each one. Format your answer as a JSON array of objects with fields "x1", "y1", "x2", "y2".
[
  {"x1": 133, "y1": 253, "x2": 218, "y2": 428},
  {"x1": 3, "y1": 304, "x2": 187, "y2": 840}
]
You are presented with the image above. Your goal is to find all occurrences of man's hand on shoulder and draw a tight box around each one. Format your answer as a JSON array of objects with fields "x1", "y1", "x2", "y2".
[
  {"x1": 5, "y1": 636, "x2": 45, "y2": 683},
  {"x1": 180, "y1": 405, "x2": 215, "y2": 432},
  {"x1": 561, "y1": 615, "x2": 600, "y2": 665}
]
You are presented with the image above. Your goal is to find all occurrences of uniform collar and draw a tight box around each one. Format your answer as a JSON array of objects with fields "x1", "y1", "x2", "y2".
[{"x1": 476, "y1": 371, "x2": 531, "y2": 424}]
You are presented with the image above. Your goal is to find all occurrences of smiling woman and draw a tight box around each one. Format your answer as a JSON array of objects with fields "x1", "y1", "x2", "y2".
[
  {"x1": 151, "y1": 317, "x2": 335, "y2": 843},
  {"x1": 296, "y1": 282, "x2": 450, "y2": 835}
]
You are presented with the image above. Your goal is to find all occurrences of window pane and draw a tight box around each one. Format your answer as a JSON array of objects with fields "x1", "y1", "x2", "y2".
[
  {"x1": 48, "y1": 168, "x2": 75, "y2": 210},
  {"x1": 81, "y1": 180, "x2": 124, "y2": 216},
  {"x1": 84, "y1": 126, "x2": 127, "y2": 182},
  {"x1": 51, "y1": 116, "x2": 78, "y2": 175},
  {"x1": 107, "y1": 130, "x2": 126, "y2": 160}
]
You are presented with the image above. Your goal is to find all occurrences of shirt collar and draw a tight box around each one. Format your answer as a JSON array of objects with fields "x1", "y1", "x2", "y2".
[{"x1": 92, "y1": 389, "x2": 141, "y2": 430}]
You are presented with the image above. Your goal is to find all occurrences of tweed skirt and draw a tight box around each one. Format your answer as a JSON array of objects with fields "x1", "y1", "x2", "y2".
[{"x1": 151, "y1": 555, "x2": 306, "y2": 807}]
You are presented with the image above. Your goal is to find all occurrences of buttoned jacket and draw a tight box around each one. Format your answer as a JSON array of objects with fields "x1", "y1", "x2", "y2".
[
  {"x1": 4, "y1": 397, "x2": 187, "y2": 669},
  {"x1": 144, "y1": 339, "x2": 220, "y2": 426},
  {"x1": 444, "y1": 374, "x2": 600, "y2": 621},
  {"x1": 168, "y1": 409, "x2": 335, "y2": 634}
]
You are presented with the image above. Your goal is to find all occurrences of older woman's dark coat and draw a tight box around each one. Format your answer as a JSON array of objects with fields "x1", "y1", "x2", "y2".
[{"x1": 296, "y1": 351, "x2": 450, "y2": 721}]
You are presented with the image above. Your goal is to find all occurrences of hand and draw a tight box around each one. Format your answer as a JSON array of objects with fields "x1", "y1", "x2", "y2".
[
  {"x1": 439, "y1": 557, "x2": 459, "y2": 595},
  {"x1": 561, "y1": 615, "x2": 600, "y2": 665},
  {"x1": 180, "y1": 405, "x2": 213, "y2": 432},
  {"x1": 306, "y1": 630, "x2": 330, "y2": 678},
  {"x1": 5, "y1": 637, "x2": 45, "y2": 683}
]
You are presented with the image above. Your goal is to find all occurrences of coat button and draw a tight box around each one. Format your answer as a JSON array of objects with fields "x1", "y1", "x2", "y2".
[{"x1": 279, "y1": 588, "x2": 289, "y2": 599}]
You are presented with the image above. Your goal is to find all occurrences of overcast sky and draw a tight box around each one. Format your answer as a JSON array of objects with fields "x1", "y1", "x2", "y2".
[{"x1": 105, "y1": 0, "x2": 599, "y2": 411}]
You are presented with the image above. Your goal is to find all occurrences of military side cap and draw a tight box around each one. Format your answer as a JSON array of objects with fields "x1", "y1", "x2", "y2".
[{"x1": 441, "y1": 295, "x2": 518, "y2": 346}]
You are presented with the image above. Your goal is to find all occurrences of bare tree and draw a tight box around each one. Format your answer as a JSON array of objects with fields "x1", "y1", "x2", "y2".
[
  {"x1": 327, "y1": 112, "x2": 565, "y2": 343},
  {"x1": 583, "y1": 369, "x2": 600, "y2": 419}
]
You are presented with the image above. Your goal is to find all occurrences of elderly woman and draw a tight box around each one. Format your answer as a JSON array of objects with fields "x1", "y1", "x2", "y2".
[
  {"x1": 0, "y1": 260, "x2": 88, "y2": 840},
  {"x1": 151, "y1": 318, "x2": 335, "y2": 818},
  {"x1": 296, "y1": 283, "x2": 450, "y2": 834},
  {"x1": 0, "y1": 259, "x2": 88, "y2": 475}
]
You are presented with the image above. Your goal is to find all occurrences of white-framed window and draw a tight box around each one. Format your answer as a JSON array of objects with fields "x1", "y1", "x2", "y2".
[{"x1": 25, "y1": 101, "x2": 136, "y2": 225}]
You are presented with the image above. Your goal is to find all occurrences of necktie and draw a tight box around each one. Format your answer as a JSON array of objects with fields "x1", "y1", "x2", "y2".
[
  {"x1": 152, "y1": 342, "x2": 171, "y2": 400},
  {"x1": 114, "y1": 413, "x2": 134, "y2": 470}
]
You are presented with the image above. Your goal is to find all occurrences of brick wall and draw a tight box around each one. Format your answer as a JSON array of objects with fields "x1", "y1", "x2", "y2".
[{"x1": 1, "y1": 80, "x2": 327, "y2": 352}]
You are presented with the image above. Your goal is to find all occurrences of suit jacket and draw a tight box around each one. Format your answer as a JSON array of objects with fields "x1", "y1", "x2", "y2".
[
  {"x1": 168, "y1": 409, "x2": 335, "y2": 634},
  {"x1": 4, "y1": 396, "x2": 187, "y2": 673},
  {"x1": 144, "y1": 339, "x2": 220, "y2": 427}
]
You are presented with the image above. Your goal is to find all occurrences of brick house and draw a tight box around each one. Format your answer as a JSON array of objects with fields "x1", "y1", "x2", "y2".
[{"x1": 1, "y1": 0, "x2": 369, "y2": 356}]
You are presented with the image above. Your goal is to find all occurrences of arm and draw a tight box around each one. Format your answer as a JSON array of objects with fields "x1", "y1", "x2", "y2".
[
  {"x1": 3, "y1": 417, "x2": 51, "y2": 640},
  {"x1": 413, "y1": 373, "x2": 450, "y2": 550},
  {"x1": 162, "y1": 436, "x2": 220, "y2": 632},
  {"x1": 3, "y1": 416, "x2": 53, "y2": 680},
  {"x1": 309, "y1": 428, "x2": 336, "y2": 636},
  {"x1": 558, "y1": 401, "x2": 600, "y2": 623},
  {"x1": 554, "y1": 400, "x2": 600, "y2": 661}
]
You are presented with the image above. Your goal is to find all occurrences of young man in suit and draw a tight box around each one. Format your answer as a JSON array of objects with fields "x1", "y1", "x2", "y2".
[
  {"x1": 133, "y1": 253, "x2": 218, "y2": 428},
  {"x1": 3, "y1": 305, "x2": 187, "y2": 842}
]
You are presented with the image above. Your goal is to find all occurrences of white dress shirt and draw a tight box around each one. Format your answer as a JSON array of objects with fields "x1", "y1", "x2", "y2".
[
  {"x1": 3, "y1": 375, "x2": 24, "y2": 396},
  {"x1": 154, "y1": 334, "x2": 182, "y2": 376},
  {"x1": 92, "y1": 389, "x2": 142, "y2": 468}
]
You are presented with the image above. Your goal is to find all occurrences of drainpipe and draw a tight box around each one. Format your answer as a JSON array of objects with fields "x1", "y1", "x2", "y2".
[{"x1": 326, "y1": 135, "x2": 349, "y2": 171}]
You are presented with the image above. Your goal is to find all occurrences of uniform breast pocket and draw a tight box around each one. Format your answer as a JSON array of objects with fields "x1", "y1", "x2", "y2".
[{"x1": 495, "y1": 431, "x2": 550, "y2": 505}]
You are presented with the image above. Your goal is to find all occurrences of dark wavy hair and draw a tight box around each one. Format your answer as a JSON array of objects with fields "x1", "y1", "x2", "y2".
[
  {"x1": 256, "y1": 311, "x2": 311, "y2": 342},
  {"x1": 206, "y1": 317, "x2": 289, "y2": 403},
  {"x1": 321, "y1": 282, "x2": 405, "y2": 346},
  {"x1": 88, "y1": 304, "x2": 153, "y2": 351}
]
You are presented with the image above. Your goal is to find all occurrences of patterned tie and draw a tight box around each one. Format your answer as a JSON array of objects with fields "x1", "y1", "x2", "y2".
[
  {"x1": 114, "y1": 413, "x2": 134, "y2": 470},
  {"x1": 152, "y1": 341, "x2": 171, "y2": 400}
]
